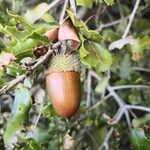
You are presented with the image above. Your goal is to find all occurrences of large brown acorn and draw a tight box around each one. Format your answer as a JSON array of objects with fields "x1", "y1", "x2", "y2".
[{"x1": 45, "y1": 54, "x2": 81, "y2": 118}]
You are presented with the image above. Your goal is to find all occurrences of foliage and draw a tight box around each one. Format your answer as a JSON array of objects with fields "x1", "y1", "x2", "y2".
[{"x1": 0, "y1": 0, "x2": 150, "y2": 149}]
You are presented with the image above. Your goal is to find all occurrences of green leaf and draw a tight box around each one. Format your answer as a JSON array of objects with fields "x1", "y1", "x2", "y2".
[
  {"x1": 21, "y1": 138, "x2": 41, "y2": 150},
  {"x1": 5, "y1": 39, "x2": 42, "y2": 59},
  {"x1": 132, "y1": 114, "x2": 150, "y2": 128},
  {"x1": 11, "y1": 86, "x2": 32, "y2": 116},
  {"x1": 95, "y1": 77, "x2": 109, "y2": 93},
  {"x1": 42, "y1": 13, "x2": 58, "y2": 24},
  {"x1": 7, "y1": 9, "x2": 35, "y2": 30},
  {"x1": 102, "y1": 29, "x2": 120, "y2": 42},
  {"x1": 0, "y1": 70, "x2": 6, "y2": 86},
  {"x1": 76, "y1": 0, "x2": 98, "y2": 8},
  {"x1": 0, "y1": 40, "x2": 5, "y2": 51},
  {"x1": 67, "y1": 9, "x2": 83, "y2": 27},
  {"x1": 128, "y1": 89, "x2": 142, "y2": 105},
  {"x1": 131, "y1": 36, "x2": 150, "y2": 61},
  {"x1": 131, "y1": 128, "x2": 150, "y2": 150},
  {"x1": 79, "y1": 39, "x2": 112, "y2": 71},
  {"x1": 80, "y1": 26, "x2": 103, "y2": 43},
  {"x1": 0, "y1": 25, "x2": 31, "y2": 41},
  {"x1": 103, "y1": 0, "x2": 114, "y2": 6},
  {"x1": 4, "y1": 86, "x2": 32, "y2": 148},
  {"x1": 6, "y1": 62, "x2": 25, "y2": 77},
  {"x1": 42, "y1": 103, "x2": 58, "y2": 117},
  {"x1": 0, "y1": 24, "x2": 49, "y2": 43},
  {"x1": 0, "y1": 11, "x2": 9, "y2": 25},
  {"x1": 27, "y1": 31, "x2": 49, "y2": 43},
  {"x1": 118, "y1": 54, "x2": 131, "y2": 80},
  {"x1": 67, "y1": 9, "x2": 102, "y2": 42}
]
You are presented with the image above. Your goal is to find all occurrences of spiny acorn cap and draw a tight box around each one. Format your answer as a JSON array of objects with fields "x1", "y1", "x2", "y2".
[{"x1": 45, "y1": 54, "x2": 80, "y2": 75}]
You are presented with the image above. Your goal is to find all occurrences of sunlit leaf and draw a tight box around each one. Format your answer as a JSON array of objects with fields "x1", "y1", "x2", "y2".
[
  {"x1": 7, "y1": 9, "x2": 35, "y2": 30},
  {"x1": 67, "y1": 9, "x2": 102, "y2": 42},
  {"x1": 76, "y1": 0, "x2": 98, "y2": 8},
  {"x1": 103, "y1": 0, "x2": 114, "y2": 6},
  {"x1": 0, "y1": 24, "x2": 31, "y2": 41},
  {"x1": 6, "y1": 39, "x2": 43, "y2": 58},
  {"x1": 42, "y1": 103, "x2": 58, "y2": 117},
  {"x1": 131, "y1": 36, "x2": 150, "y2": 61},
  {"x1": 0, "y1": 69, "x2": 6, "y2": 86},
  {"x1": 21, "y1": 138, "x2": 41, "y2": 150},
  {"x1": 102, "y1": 29, "x2": 120, "y2": 42},
  {"x1": 0, "y1": 24, "x2": 49, "y2": 43},
  {"x1": 79, "y1": 38, "x2": 112, "y2": 71},
  {"x1": 6, "y1": 62, "x2": 25, "y2": 77}
]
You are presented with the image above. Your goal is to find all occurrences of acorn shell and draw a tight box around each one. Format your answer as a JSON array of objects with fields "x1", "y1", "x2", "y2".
[
  {"x1": 45, "y1": 27, "x2": 59, "y2": 42},
  {"x1": 46, "y1": 71, "x2": 81, "y2": 118}
]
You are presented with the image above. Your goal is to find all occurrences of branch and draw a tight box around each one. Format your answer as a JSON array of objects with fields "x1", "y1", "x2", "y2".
[
  {"x1": 132, "y1": 67, "x2": 150, "y2": 73},
  {"x1": 112, "y1": 85, "x2": 150, "y2": 90},
  {"x1": 86, "y1": 70, "x2": 92, "y2": 107},
  {"x1": 96, "y1": 16, "x2": 129, "y2": 31},
  {"x1": 122, "y1": 0, "x2": 141, "y2": 38},
  {"x1": 69, "y1": 0, "x2": 77, "y2": 15},
  {"x1": 59, "y1": 0, "x2": 69, "y2": 23},
  {"x1": 107, "y1": 85, "x2": 132, "y2": 129},
  {"x1": 88, "y1": 94, "x2": 111, "y2": 111},
  {"x1": 0, "y1": 42, "x2": 61, "y2": 96},
  {"x1": 99, "y1": 127, "x2": 114, "y2": 150},
  {"x1": 126, "y1": 105, "x2": 150, "y2": 113},
  {"x1": 89, "y1": 70, "x2": 132, "y2": 129}
]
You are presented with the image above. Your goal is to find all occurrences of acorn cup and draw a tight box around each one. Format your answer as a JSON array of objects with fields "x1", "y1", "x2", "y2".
[
  {"x1": 45, "y1": 18, "x2": 80, "y2": 51},
  {"x1": 58, "y1": 18, "x2": 80, "y2": 50},
  {"x1": 45, "y1": 54, "x2": 81, "y2": 118}
]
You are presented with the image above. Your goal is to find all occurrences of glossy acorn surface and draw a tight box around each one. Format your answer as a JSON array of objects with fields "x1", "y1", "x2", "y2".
[{"x1": 46, "y1": 71, "x2": 81, "y2": 118}]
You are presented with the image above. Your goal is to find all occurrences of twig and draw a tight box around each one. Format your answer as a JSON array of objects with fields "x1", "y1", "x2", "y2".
[
  {"x1": 126, "y1": 105, "x2": 150, "y2": 113},
  {"x1": 12, "y1": 0, "x2": 16, "y2": 13},
  {"x1": 96, "y1": 16, "x2": 129, "y2": 31},
  {"x1": 59, "y1": 0, "x2": 69, "y2": 23},
  {"x1": 88, "y1": 94, "x2": 111, "y2": 111},
  {"x1": 69, "y1": 0, "x2": 77, "y2": 15},
  {"x1": 122, "y1": 0, "x2": 141, "y2": 38},
  {"x1": 107, "y1": 85, "x2": 132, "y2": 130},
  {"x1": 99, "y1": 127, "x2": 114, "y2": 150},
  {"x1": 0, "y1": 75, "x2": 26, "y2": 96},
  {"x1": 0, "y1": 42, "x2": 61, "y2": 96},
  {"x1": 90, "y1": 71, "x2": 132, "y2": 129},
  {"x1": 108, "y1": 107, "x2": 125, "y2": 125},
  {"x1": 86, "y1": 71, "x2": 92, "y2": 107},
  {"x1": 132, "y1": 67, "x2": 150, "y2": 73},
  {"x1": 77, "y1": 7, "x2": 87, "y2": 19},
  {"x1": 124, "y1": 109, "x2": 132, "y2": 130},
  {"x1": 112, "y1": 85, "x2": 150, "y2": 90},
  {"x1": 34, "y1": 109, "x2": 42, "y2": 128},
  {"x1": 107, "y1": 85, "x2": 125, "y2": 106}
]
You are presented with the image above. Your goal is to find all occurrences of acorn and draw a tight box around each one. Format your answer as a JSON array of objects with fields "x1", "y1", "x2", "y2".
[{"x1": 45, "y1": 54, "x2": 81, "y2": 118}]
